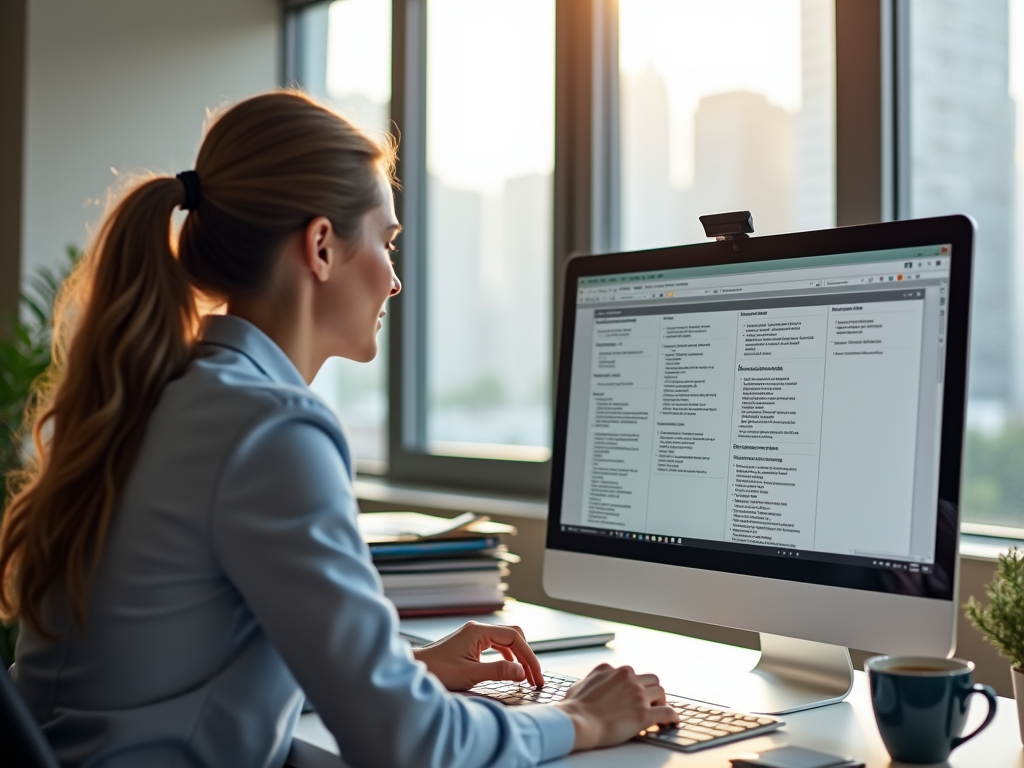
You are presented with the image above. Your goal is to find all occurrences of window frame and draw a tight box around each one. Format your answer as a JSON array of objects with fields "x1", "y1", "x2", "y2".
[
  {"x1": 386, "y1": 0, "x2": 558, "y2": 495},
  {"x1": 284, "y1": 0, "x2": 1024, "y2": 538},
  {"x1": 386, "y1": 0, "x2": 625, "y2": 495}
]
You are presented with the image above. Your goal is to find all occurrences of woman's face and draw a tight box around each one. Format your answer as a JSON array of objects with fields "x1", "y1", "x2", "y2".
[{"x1": 320, "y1": 176, "x2": 402, "y2": 363}]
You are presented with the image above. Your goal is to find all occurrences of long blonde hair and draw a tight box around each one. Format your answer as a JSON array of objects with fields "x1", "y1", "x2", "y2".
[{"x1": 0, "y1": 91, "x2": 396, "y2": 635}]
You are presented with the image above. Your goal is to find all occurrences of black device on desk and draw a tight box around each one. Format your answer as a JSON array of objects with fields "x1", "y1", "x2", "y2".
[
  {"x1": 543, "y1": 214, "x2": 973, "y2": 716},
  {"x1": 730, "y1": 745, "x2": 864, "y2": 768}
]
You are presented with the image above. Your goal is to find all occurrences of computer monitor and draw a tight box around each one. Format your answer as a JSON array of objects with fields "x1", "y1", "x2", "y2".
[{"x1": 544, "y1": 215, "x2": 973, "y2": 714}]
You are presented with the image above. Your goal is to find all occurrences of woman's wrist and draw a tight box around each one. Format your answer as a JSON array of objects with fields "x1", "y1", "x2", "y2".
[{"x1": 554, "y1": 700, "x2": 596, "y2": 752}]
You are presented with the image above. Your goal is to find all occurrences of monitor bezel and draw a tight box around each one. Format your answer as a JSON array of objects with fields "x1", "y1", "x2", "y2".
[{"x1": 546, "y1": 215, "x2": 974, "y2": 603}]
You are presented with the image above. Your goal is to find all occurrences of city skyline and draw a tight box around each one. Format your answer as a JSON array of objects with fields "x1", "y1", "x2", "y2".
[{"x1": 311, "y1": 0, "x2": 1024, "y2": 471}]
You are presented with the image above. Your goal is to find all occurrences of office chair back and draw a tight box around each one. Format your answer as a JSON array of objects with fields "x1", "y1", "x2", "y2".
[{"x1": 1, "y1": 666, "x2": 60, "y2": 768}]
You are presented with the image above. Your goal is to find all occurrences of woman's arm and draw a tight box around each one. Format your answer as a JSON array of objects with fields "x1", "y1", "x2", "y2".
[{"x1": 210, "y1": 405, "x2": 574, "y2": 768}]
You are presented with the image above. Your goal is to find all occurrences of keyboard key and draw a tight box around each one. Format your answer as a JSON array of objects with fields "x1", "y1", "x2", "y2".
[
  {"x1": 674, "y1": 729, "x2": 715, "y2": 742},
  {"x1": 689, "y1": 725, "x2": 729, "y2": 737}
]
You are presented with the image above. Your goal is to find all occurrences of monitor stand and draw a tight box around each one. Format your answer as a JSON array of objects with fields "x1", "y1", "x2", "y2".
[{"x1": 687, "y1": 634, "x2": 854, "y2": 715}]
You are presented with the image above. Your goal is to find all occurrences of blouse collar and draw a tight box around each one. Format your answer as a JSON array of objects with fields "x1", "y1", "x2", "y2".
[{"x1": 199, "y1": 314, "x2": 308, "y2": 389}]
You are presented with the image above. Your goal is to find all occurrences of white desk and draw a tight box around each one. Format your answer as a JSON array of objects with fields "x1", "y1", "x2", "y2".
[{"x1": 287, "y1": 615, "x2": 1024, "y2": 767}]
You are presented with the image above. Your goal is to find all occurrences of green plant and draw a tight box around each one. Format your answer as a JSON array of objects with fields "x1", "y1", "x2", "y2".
[
  {"x1": 0, "y1": 245, "x2": 78, "y2": 666},
  {"x1": 965, "y1": 546, "x2": 1024, "y2": 669}
]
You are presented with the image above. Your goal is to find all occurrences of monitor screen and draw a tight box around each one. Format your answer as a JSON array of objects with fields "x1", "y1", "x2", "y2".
[{"x1": 549, "y1": 228, "x2": 968, "y2": 602}]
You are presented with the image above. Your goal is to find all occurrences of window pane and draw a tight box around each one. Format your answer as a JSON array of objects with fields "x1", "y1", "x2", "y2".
[
  {"x1": 424, "y1": 0, "x2": 555, "y2": 460},
  {"x1": 306, "y1": 0, "x2": 393, "y2": 469},
  {"x1": 618, "y1": 0, "x2": 835, "y2": 250},
  {"x1": 909, "y1": 0, "x2": 1024, "y2": 528}
]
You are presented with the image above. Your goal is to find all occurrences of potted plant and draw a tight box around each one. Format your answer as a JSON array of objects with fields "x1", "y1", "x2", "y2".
[
  {"x1": 965, "y1": 545, "x2": 1024, "y2": 743},
  {"x1": 0, "y1": 246, "x2": 77, "y2": 667}
]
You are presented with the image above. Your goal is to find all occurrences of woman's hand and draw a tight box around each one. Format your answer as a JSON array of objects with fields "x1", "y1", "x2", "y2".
[
  {"x1": 412, "y1": 621, "x2": 545, "y2": 691},
  {"x1": 555, "y1": 664, "x2": 679, "y2": 751}
]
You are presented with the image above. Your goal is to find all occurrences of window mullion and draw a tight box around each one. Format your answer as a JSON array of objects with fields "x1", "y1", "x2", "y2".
[
  {"x1": 590, "y1": 0, "x2": 621, "y2": 255},
  {"x1": 387, "y1": 0, "x2": 553, "y2": 495},
  {"x1": 389, "y1": 0, "x2": 428, "y2": 461},
  {"x1": 836, "y1": 0, "x2": 884, "y2": 226}
]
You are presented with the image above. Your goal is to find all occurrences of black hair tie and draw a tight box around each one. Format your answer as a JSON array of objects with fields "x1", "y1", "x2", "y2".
[{"x1": 176, "y1": 170, "x2": 201, "y2": 211}]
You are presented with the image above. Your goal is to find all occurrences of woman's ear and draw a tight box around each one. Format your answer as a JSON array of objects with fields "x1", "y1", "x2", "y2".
[{"x1": 303, "y1": 216, "x2": 336, "y2": 283}]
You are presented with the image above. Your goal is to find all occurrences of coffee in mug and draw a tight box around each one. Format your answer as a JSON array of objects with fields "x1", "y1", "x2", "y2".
[{"x1": 865, "y1": 655, "x2": 997, "y2": 764}]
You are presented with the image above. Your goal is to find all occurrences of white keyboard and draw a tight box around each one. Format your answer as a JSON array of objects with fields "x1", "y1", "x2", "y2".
[{"x1": 465, "y1": 671, "x2": 783, "y2": 753}]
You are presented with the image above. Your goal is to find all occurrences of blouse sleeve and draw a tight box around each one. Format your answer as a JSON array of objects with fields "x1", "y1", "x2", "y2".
[{"x1": 209, "y1": 404, "x2": 574, "y2": 768}]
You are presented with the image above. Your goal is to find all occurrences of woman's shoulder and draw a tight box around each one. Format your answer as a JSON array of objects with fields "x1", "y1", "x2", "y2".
[{"x1": 153, "y1": 342, "x2": 347, "y2": 456}]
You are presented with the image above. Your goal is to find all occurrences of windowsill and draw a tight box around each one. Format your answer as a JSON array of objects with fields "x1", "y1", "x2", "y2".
[
  {"x1": 354, "y1": 476, "x2": 1024, "y2": 559},
  {"x1": 960, "y1": 534, "x2": 1023, "y2": 562}
]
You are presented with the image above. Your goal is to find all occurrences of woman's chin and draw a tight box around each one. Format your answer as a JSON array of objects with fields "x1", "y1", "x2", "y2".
[
  {"x1": 356, "y1": 341, "x2": 379, "y2": 363},
  {"x1": 331, "y1": 332, "x2": 379, "y2": 364}
]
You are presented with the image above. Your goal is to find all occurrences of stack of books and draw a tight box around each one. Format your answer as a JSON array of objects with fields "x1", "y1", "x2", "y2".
[{"x1": 358, "y1": 511, "x2": 519, "y2": 618}]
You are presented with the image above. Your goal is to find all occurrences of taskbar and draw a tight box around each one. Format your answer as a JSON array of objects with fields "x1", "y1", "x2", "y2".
[{"x1": 559, "y1": 523, "x2": 934, "y2": 575}]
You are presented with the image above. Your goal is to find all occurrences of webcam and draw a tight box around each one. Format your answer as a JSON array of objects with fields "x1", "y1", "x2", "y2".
[{"x1": 699, "y1": 210, "x2": 754, "y2": 241}]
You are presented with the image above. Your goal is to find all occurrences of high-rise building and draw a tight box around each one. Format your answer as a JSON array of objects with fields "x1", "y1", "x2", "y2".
[
  {"x1": 499, "y1": 173, "x2": 552, "y2": 410},
  {"x1": 620, "y1": 67, "x2": 683, "y2": 249},
  {"x1": 910, "y1": 0, "x2": 1017, "y2": 405},
  {"x1": 688, "y1": 91, "x2": 795, "y2": 236},
  {"x1": 427, "y1": 178, "x2": 485, "y2": 408},
  {"x1": 425, "y1": 173, "x2": 553, "y2": 448}
]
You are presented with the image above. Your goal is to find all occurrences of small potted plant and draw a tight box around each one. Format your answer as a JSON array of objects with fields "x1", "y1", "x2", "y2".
[{"x1": 965, "y1": 546, "x2": 1024, "y2": 743}]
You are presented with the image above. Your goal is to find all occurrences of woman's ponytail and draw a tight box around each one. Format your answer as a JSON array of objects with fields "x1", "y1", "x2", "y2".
[
  {"x1": 0, "y1": 89, "x2": 393, "y2": 636},
  {"x1": 0, "y1": 175, "x2": 198, "y2": 634}
]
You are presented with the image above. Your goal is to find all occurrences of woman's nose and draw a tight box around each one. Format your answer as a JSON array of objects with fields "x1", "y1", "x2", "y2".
[{"x1": 390, "y1": 274, "x2": 402, "y2": 296}]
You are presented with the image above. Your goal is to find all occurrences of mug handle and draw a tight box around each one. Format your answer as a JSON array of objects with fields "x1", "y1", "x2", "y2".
[{"x1": 951, "y1": 684, "x2": 998, "y2": 749}]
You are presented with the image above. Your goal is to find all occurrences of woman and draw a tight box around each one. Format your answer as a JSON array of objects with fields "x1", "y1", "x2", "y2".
[{"x1": 0, "y1": 92, "x2": 676, "y2": 767}]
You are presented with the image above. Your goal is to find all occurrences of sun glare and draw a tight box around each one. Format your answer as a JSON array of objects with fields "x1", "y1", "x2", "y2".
[{"x1": 426, "y1": 0, "x2": 555, "y2": 194}]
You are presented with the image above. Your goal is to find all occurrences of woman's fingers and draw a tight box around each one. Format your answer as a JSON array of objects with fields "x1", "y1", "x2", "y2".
[
  {"x1": 634, "y1": 672, "x2": 659, "y2": 688},
  {"x1": 480, "y1": 624, "x2": 544, "y2": 687},
  {"x1": 649, "y1": 704, "x2": 680, "y2": 727},
  {"x1": 557, "y1": 664, "x2": 682, "y2": 751},
  {"x1": 476, "y1": 659, "x2": 527, "y2": 685},
  {"x1": 645, "y1": 684, "x2": 668, "y2": 707}
]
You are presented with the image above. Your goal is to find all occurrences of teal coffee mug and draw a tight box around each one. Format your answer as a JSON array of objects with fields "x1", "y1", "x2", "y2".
[{"x1": 866, "y1": 655, "x2": 997, "y2": 763}]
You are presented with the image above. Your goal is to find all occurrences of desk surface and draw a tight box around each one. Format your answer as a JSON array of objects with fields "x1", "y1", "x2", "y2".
[{"x1": 288, "y1": 614, "x2": 1024, "y2": 768}]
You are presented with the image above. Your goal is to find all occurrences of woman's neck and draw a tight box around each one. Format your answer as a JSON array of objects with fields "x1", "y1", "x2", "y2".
[{"x1": 228, "y1": 285, "x2": 322, "y2": 384}]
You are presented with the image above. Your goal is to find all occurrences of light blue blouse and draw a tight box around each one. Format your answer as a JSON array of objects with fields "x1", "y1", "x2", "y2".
[{"x1": 12, "y1": 315, "x2": 574, "y2": 768}]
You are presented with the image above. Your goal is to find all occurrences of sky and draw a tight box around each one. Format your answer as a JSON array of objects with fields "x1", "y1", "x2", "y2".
[
  {"x1": 325, "y1": 0, "x2": 555, "y2": 195},
  {"x1": 326, "y1": 0, "x2": 391, "y2": 107},
  {"x1": 424, "y1": 1, "x2": 555, "y2": 194},
  {"x1": 619, "y1": 0, "x2": 803, "y2": 189}
]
